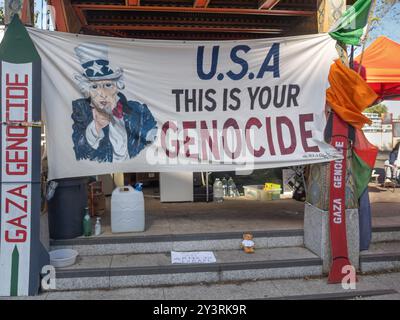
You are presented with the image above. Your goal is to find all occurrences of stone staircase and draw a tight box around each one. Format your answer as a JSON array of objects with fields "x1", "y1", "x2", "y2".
[{"x1": 48, "y1": 226, "x2": 400, "y2": 291}]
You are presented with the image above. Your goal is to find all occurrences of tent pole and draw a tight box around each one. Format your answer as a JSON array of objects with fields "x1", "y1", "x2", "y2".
[
  {"x1": 350, "y1": 45, "x2": 354, "y2": 69},
  {"x1": 383, "y1": 94, "x2": 400, "y2": 100},
  {"x1": 358, "y1": 0, "x2": 377, "y2": 74},
  {"x1": 206, "y1": 172, "x2": 209, "y2": 202}
]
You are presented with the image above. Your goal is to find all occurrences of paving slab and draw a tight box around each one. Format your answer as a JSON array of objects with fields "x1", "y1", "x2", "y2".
[
  {"x1": 163, "y1": 280, "x2": 282, "y2": 300},
  {"x1": 0, "y1": 293, "x2": 48, "y2": 300},
  {"x1": 55, "y1": 277, "x2": 110, "y2": 291},
  {"x1": 215, "y1": 247, "x2": 317, "y2": 263},
  {"x1": 109, "y1": 272, "x2": 220, "y2": 288},
  {"x1": 271, "y1": 274, "x2": 388, "y2": 297},
  {"x1": 46, "y1": 287, "x2": 164, "y2": 300},
  {"x1": 372, "y1": 230, "x2": 400, "y2": 243},
  {"x1": 55, "y1": 255, "x2": 112, "y2": 270},
  {"x1": 362, "y1": 241, "x2": 400, "y2": 254},
  {"x1": 221, "y1": 266, "x2": 322, "y2": 282},
  {"x1": 352, "y1": 293, "x2": 400, "y2": 300},
  {"x1": 372, "y1": 272, "x2": 400, "y2": 292},
  {"x1": 111, "y1": 252, "x2": 170, "y2": 268}
]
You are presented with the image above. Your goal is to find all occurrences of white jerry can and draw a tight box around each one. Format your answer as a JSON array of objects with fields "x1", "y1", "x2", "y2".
[{"x1": 111, "y1": 186, "x2": 145, "y2": 233}]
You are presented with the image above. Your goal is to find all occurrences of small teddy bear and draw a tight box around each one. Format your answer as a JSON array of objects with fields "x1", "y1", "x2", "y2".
[{"x1": 241, "y1": 233, "x2": 255, "y2": 253}]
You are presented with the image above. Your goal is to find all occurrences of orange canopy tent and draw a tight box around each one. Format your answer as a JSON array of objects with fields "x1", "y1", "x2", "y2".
[{"x1": 354, "y1": 36, "x2": 400, "y2": 101}]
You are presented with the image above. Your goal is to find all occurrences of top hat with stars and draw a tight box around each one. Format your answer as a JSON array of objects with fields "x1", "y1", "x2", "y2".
[{"x1": 74, "y1": 43, "x2": 123, "y2": 81}]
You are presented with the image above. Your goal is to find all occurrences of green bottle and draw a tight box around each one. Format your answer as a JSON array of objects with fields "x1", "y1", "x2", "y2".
[{"x1": 83, "y1": 207, "x2": 92, "y2": 237}]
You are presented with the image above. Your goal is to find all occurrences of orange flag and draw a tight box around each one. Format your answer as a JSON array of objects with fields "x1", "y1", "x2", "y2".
[{"x1": 326, "y1": 59, "x2": 378, "y2": 129}]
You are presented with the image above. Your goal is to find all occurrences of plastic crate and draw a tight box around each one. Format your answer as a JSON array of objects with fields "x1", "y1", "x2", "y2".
[
  {"x1": 269, "y1": 189, "x2": 281, "y2": 200},
  {"x1": 244, "y1": 185, "x2": 281, "y2": 201}
]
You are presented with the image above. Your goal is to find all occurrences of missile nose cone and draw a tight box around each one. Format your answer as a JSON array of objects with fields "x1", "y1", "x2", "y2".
[{"x1": 0, "y1": 14, "x2": 40, "y2": 63}]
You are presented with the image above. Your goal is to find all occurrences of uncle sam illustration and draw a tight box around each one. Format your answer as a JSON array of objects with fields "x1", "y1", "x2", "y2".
[{"x1": 71, "y1": 43, "x2": 157, "y2": 163}]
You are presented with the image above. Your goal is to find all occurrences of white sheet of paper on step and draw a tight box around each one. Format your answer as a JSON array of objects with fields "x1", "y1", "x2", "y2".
[{"x1": 171, "y1": 251, "x2": 216, "y2": 264}]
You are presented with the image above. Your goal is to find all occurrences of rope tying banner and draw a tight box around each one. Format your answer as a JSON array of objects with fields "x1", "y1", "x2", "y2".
[{"x1": 1, "y1": 121, "x2": 42, "y2": 127}]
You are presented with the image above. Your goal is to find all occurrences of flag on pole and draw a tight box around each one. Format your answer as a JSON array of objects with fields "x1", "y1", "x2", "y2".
[
  {"x1": 329, "y1": 0, "x2": 373, "y2": 46},
  {"x1": 352, "y1": 128, "x2": 378, "y2": 251},
  {"x1": 352, "y1": 128, "x2": 378, "y2": 198}
]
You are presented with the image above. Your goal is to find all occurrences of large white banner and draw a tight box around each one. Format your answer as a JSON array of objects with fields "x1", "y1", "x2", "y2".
[{"x1": 27, "y1": 29, "x2": 341, "y2": 180}]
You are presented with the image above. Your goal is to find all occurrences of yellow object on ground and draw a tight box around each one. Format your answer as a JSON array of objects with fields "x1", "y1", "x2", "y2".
[
  {"x1": 264, "y1": 183, "x2": 280, "y2": 191},
  {"x1": 326, "y1": 59, "x2": 378, "y2": 129}
]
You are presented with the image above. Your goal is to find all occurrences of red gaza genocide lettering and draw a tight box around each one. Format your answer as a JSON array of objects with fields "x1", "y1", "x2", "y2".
[
  {"x1": 5, "y1": 73, "x2": 29, "y2": 176},
  {"x1": 4, "y1": 185, "x2": 29, "y2": 243},
  {"x1": 161, "y1": 114, "x2": 319, "y2": 159}
]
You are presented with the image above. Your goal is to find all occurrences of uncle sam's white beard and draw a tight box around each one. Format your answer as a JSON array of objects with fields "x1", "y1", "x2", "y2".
[{"x1": 93, "y1": 104, "x2": 116, "y2": 125}]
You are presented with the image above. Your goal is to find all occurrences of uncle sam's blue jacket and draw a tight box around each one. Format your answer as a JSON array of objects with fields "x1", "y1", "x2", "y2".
[{"x1": 71, "y1": 93, "x2": 157, "y2": 163}]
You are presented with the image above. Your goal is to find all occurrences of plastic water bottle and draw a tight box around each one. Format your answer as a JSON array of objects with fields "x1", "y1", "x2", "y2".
[
  {"x1": 232, "y1": 180, "x2": 240, "y2": 197},
  {"x1": 83, "y1": 207, "x2": 92, "y2": 237},
  {"x1": 95, "y1": 217, "x2": 102, "y2": 236},
  {"x1": 221, "y1": 177, "x2": 228, "y2": 197},
  {"x1": 227, "y1": 177, "x2": 240, "y2": 198},
  {"x1": 213, "y1": 178, "x2": 224, "y2": 203},
  {"x1": 227, "y1": 177, "x2": 234, "y2": 197}
]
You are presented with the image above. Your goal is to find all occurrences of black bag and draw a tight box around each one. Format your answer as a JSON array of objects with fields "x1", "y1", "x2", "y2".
[{"x1": 193, "y1": 185, "x2": 213, "y2": 202}]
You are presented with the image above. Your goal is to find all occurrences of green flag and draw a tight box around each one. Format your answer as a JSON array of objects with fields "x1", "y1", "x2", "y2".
[
  {"x1": 352, "y1": 152, "x2": 373, "y2": 199},
  {"x1": 329, "y1": 0, "x2": 373, "y2": 46}
]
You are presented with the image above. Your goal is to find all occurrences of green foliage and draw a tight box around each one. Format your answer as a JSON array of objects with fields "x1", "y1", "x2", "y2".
[
  {"x1": 364, "y1": 103, "x2": 388, "y2": 116},
  {"x1": 0, "y1": 8, "x2": 4, "y2": 25}
]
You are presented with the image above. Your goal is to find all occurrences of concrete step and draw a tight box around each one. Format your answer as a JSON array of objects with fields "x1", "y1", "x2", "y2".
[
  {"x1": 50, "y1": 226, "x2": 400, "y2": 256},
  {"x1": 52, "y1": 246, "x2": 322, "y2": 291},
  {"x1": 33, "y1": 272, "x2": 400, "y2": 300},
  {"x1": 361, "y1": 241, "x2": 400, "y2": 273},
  {"x1": 265, "y1": 289, "x2": 399, "y2": 300},
  {"x1": 372, "y1": 226, "x2": 400, "y2": 243},
  {"x1": 49, "y1": 229, "x2": 304, "y2": 255}
]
